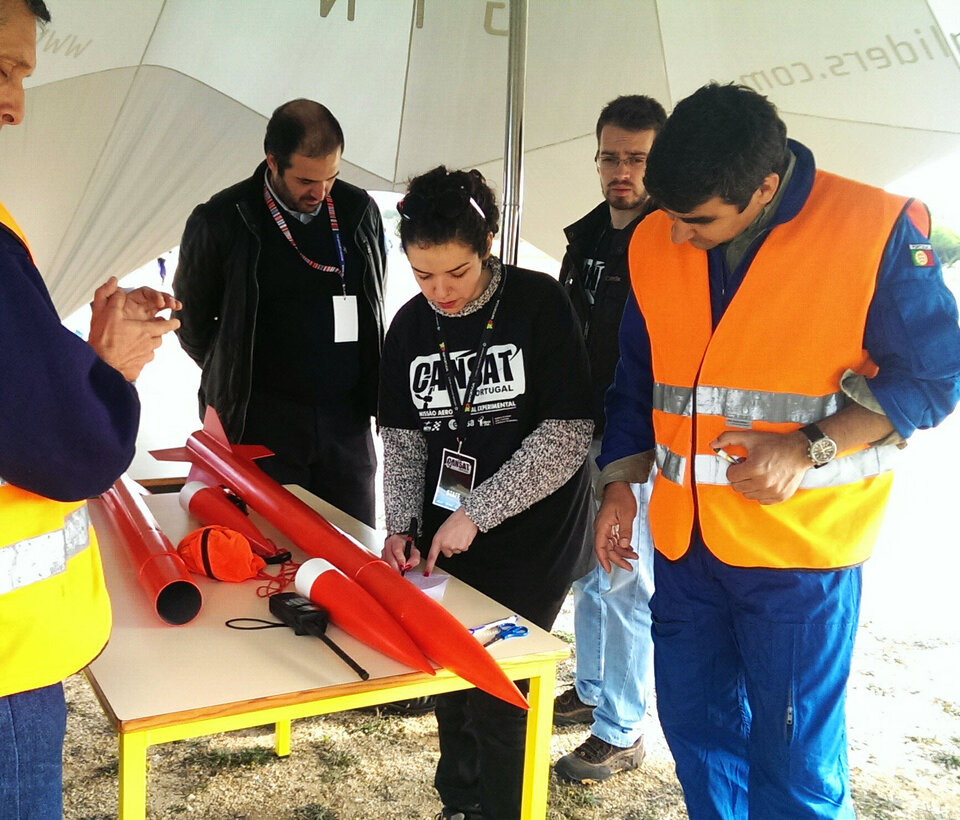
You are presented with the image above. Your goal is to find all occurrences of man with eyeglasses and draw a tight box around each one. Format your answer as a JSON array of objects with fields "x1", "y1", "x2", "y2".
[
  {"x1": 174, "y1": 99, "x2": 387, "y2": 527},
  {"x1": 554, "y1": 94, "x2": 666, "y2": 784}
]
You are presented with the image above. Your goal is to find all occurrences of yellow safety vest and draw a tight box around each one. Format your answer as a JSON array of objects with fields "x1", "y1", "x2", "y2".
[
  {"x1": 0, "y1": 202, "x2": 112, "y2": 697},
  {"x1": 629, "y1": 172, "x2": 929, "y2": 569}
]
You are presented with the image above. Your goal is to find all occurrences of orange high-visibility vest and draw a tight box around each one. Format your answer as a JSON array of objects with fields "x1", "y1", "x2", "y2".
[
  {"x1": 0, "y1": 201, "x2": 112, "y2": 697},
  {"x1": 629, "y1": 171, "x2": 929, "y2": 569}
]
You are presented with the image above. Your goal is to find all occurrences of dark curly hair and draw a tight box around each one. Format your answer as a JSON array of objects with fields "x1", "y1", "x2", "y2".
[
  {"x1": 644, "y1": 83, "x2": 789, "y2": 213},
  {"x1": 398, "y1": 166, "x2": 500, "y2": 258}
]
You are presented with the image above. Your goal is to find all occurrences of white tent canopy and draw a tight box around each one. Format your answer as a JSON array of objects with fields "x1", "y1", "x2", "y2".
[{"x1": 1, "y1": 0, "x2": 959, "y2": 317}]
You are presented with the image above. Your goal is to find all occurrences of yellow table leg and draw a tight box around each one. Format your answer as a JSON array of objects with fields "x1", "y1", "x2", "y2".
[
  {"x1": 520, "y1": 660, "x2": 558, "y2": 820},
  {"x1": 275, "y1": 719, "x2": 292, "y2": 757},
  {"x1": 118, "y1": 730, "x2": 148, "y2": 820}
]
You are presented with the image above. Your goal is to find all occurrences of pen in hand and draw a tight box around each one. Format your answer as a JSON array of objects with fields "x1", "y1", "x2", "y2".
[{"x1": 401, "y1": 516, "x2": 418, "y2": 577}]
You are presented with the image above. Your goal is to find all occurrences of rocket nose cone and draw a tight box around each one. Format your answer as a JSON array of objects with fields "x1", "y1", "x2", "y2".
[
  {"x1": 179, "y1": 480, "x2": 208, "y2": 510},
  {"x1": 295, "y1": 558, "x2": 339, "y2": 597}
]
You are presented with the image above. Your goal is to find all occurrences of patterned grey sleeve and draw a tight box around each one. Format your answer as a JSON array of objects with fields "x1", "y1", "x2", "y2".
[
  {"x1": 381, "y1": 427, "x2": 427, "y2": 535},
  {"x1": 462, "y1": 418, "x2": 594, "y2": 533}
]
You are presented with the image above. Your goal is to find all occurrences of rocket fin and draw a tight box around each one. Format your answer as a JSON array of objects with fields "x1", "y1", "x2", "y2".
[
  {"x1": 232, "y1": 444, "x2": 273, "y2": 461},
  {"x1": 201, "y1": 405, "x2": 231, "y2": 444},
  {"x1": 150, "y1": 446, "x2": 191, "y2": 462},
  {"x1": 201, "y1": 407, "x2": 272, "y2": 460}
]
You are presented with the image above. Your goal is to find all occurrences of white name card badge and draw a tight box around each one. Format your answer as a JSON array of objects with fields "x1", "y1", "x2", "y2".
[
  {"x1": 432, "y1": 447, "x2": 477, "y2": 511},
  {"x1": 333, "y1": 295, "x2": 358, "y2": 343}
]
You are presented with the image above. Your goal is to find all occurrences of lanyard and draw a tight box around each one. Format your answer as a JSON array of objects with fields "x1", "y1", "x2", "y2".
[
  {"x1": 263, "y1": 185, "x2": 347, "y2": 294},
  {"x1": 434, "y1": 271, "x2": 506, "y2": 449}
]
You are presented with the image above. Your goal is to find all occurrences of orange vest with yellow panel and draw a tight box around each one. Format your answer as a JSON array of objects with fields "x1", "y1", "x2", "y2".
[
  {"x1": 0, "y1": 201, "x2": 113, "y2": 697},
  {"x1": 629, "y1": 171, "x2": 929, "y2": 569}
]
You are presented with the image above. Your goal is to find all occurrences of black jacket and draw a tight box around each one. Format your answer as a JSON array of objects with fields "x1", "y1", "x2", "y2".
[
  {"x1": 559, "y1": 201, "x2": 653, "y2": 435},
  {"x1": 174, "y1": 162, "x2": 387, "y2": 442}
]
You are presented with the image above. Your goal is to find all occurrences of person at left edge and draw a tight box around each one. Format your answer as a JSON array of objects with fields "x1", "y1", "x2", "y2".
[
  {"x1": 378, "y1": 166, "x2": 595, "y2": 820},
  {"x1": 174, "y1": 99, "x2": 387, "y2": 526},
  {"x1": 0, "y1": 1, "x2": 182, "y2": 815}
]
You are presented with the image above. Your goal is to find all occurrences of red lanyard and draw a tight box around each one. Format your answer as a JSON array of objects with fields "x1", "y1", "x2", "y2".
[{"x1": 263, "y1": 184, "x2": 346, "y2": 293}]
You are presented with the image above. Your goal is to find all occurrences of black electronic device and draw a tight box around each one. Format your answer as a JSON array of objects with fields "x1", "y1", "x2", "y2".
[{"x1": 268, "y1": 592, "x2": 369, "y2": 680}]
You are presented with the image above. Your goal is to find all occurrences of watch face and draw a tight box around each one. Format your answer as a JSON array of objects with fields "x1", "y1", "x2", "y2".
[{"x1": 810, "y1": 437, "x2": 838, "y2": 465}]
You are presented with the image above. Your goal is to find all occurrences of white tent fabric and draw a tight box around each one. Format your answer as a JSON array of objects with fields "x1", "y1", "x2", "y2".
[{"x1": 1, "y1": 0, "x2": 958, "y2": 316}]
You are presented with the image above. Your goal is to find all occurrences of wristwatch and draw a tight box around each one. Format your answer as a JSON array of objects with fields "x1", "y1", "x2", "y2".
[{"x1": 799, "y1": 423, "x2": 838, "y2": 468}]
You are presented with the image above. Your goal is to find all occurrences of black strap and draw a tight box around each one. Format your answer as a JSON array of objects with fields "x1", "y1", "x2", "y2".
[
  {"x1": 434, "y1": 269, "x2": 507, "y2": 447},
  {"x1": 199, "y1": 527, "x2": 217, "y2": 580}
]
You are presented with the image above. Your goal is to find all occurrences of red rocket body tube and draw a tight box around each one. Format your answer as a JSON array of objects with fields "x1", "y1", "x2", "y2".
[
  {"x1": 295, "y1": 559, "x2": 433, "y2": 674},
  {"x1": 152, "y1": 408, "x2": 528, "y2": 709},
  {"x1": 100, "y1": 475, "x2": 202, "y2": 625}
]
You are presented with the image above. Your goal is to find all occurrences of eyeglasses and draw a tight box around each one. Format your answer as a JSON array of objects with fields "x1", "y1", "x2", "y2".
[
  {"x1": 596, "y1": 155, "x2": 647, "y2": 171},
  {"x1": 398, "y1": 188, "x2": 486, "y2": 222}
]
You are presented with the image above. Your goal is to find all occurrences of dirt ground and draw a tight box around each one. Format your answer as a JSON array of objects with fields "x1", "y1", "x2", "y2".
[{"x1": 61, "y1": 586, "x2": 960, "y2": 820}]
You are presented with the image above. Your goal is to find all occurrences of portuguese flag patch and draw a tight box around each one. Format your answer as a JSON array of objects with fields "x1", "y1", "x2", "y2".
[{"x1": 909, "y1": 243, "x2": 935, "y2": 267}]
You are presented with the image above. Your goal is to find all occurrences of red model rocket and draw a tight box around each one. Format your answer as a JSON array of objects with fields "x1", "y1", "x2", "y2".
[
  {"x1": 179, "y1": 481, "x2": 431, "y2": 673},
  {"x1": 294, "y1": 558, "x2": 433, "y2": 674},
  {"x1": 100, "y1": 475, "x2": 202, "y2": 625},
  {"x1": 152, "y1": 408, "x2": 528, "y2": 709}
]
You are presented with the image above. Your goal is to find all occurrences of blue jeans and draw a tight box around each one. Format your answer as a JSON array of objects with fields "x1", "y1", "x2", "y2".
[
  {"x1": 652, "y1": 536, "x2": 860, "y2": 820},
  {"x1": 571, "y1": 440, "x2": 655, "y2": 748},
  {"x1": 0, "y1": 683, "x2": 67, "y2": 820}
]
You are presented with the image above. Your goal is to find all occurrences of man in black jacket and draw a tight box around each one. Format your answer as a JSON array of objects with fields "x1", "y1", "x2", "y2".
[
  {"x1": 554, "y1": 94, "x2": 666, "y2": 783},
  {"x1": 174, "y1": 99, "x2": 387, "y2": 526}
]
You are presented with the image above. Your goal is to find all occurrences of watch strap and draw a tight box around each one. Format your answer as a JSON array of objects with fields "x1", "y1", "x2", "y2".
[{"x1": 800, "y1": 423, "x2": 825, "y2": 444}]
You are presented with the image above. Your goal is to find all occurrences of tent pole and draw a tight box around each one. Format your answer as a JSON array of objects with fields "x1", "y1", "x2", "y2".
[{"x1": 499, "y1": 0, "x2": 527, "y2": 266}]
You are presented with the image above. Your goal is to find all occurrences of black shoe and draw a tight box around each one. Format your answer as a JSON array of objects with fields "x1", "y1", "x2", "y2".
[
  {"x1": 553, "y1": 734, "x2": 645, "y2": 784},
  {"x1": 552, "y1": 686, "x2": 594, "y2": 727},
  {"x1": 436, "y1": 804, "x2": 482, "y2": 820}
]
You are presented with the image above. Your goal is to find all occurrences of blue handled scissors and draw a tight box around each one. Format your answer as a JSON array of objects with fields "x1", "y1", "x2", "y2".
[{"x1": 482, "y1": 622, "x2": 529, "y2": 647}]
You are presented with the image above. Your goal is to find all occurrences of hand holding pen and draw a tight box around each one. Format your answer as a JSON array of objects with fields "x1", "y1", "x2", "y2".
[
  {"x1": 401, "y1": 516, "x2": 418, "y2": 577},
  {"x1": 381, "y1": 516, "x2": 420, "y2": 574}
]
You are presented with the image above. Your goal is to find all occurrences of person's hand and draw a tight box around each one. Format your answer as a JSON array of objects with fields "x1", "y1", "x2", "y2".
[
  {"x1": 121, "y1": 285, "x2": 181, "y2": 321},
  {"x1": 88, "y1": 277, "x2": 181, "y2": 381},
  {"x1": 594, "y1": 481, "x2": 638, "y2": 572},
  {"x1": 711, "y1": 429, "x2": 810, "y2": 505},
  {"x1": 382, "y1": 533, "x2": 420, "y2": 573},
  {"x1": 424, "y1": 507, "x2": 478, "y2": 575}
]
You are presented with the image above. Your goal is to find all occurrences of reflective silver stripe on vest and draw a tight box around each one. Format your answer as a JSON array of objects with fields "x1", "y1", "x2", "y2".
[
  {"x1": 0, "y1": 505, "x2": 91, "y2": 595},
  {"x1": 655, "y1": 443, "x2": 686, "y2": 485},
  {"x1": 652, "y1": 383, "x2": 845, "y2": 427},
  {"x1": 694, "y1": 444, "x2": 899, "y2": 489},
  {"x1": 696, "y1": 385, "x2": 846, "y2": 426},
  {"x1": 653, "y1": 383, "x2": 694, "y2": 417}
]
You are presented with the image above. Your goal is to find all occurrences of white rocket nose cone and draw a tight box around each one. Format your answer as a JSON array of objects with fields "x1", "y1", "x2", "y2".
[
  {"x1": 178, "y1": 480, "x2": 209, "y2": 511},
  {"x1": 295, "y1": 557, "x2": 338, "y2": 597}
]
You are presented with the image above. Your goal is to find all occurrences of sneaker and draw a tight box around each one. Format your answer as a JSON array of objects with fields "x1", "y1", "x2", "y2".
[
  {"x1": 553, "y1": 734, "x2": 645, "y2": 784},
  {"x1": 435, "y1": 805, "x2": 482, "y2": 820},
  {"x1": 553, "y1": 686, "x2": 594, "y2": 727}
]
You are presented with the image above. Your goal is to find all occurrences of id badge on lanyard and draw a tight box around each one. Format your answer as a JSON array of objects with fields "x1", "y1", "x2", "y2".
[
  {"x1": 432, "y1": 447, "x2": 477, "y2": 511},
  {"x1": 429, "y1": 271, "x2": 506, "y2": 511},
  {"x1": 265, "y1": 182, "x2": 356, "y2": 342},
  {"x1": 333, "y1": 295, "x2": 358, "y2": 342}
]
